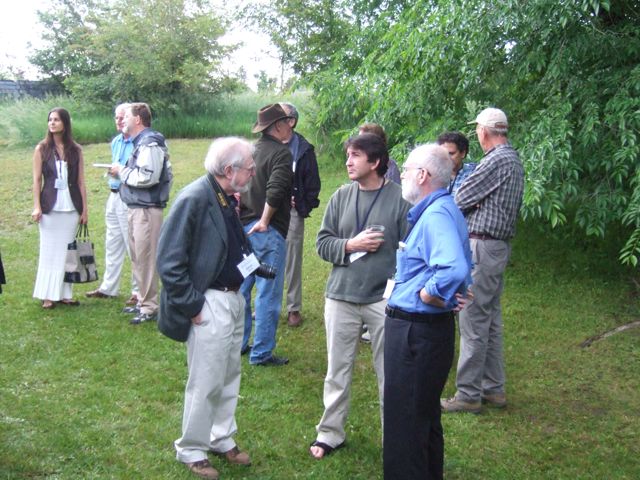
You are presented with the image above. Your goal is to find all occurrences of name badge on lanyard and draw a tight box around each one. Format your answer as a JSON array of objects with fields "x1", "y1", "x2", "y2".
[
  {"x1": 237, "y1": 253, "x2": 260, "y2": 278},
  {"x1": 54, "y1": 160, "x2": 67, "y2": 190},
  {"x1": 383, "y1": 278, "x2": 396, "y2": 299}
]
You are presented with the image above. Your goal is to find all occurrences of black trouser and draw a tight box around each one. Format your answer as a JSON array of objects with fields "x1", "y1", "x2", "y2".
[{"x1": 383, "y1": 312, "x2": 455, "y2": 480}]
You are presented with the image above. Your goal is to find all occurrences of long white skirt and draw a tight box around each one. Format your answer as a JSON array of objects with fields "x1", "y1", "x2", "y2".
[{"x1": 33, "y1": 211, "x2": 79, "y2": 301}]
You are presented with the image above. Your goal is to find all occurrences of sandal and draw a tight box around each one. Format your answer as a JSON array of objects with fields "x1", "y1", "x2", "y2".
[
  {"x1": 60, "y1": 299, "x2": 80, "y2": 306},
  {"x1": 42, "y1": 300, "x2": 55, "y2": 309},
  {"x1": 309, "y1": 440, "x2": 345, "y2": 459}
]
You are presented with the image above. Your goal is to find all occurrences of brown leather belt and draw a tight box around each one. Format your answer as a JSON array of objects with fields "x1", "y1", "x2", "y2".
[{"x1": 469, "y1": 232, "x2": 498, "y2": 241}]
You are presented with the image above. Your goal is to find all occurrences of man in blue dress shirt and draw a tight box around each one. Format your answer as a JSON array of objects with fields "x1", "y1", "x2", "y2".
[
  {"x1": 383, "y1": 144, "x2": 472, "y2": 480},
  {"x1": 86, "y1": 103, "x2": 138, "y2": 304}
]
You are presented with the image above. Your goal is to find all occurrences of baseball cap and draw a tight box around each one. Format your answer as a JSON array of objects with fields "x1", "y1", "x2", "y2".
[{"x1": 468, "y1": 108, "x2": 508, "y2": 129}]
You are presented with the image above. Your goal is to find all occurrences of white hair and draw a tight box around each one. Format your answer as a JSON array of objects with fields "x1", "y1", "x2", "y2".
[
  {"x1": 406, "y1": 143, "x2": 452, "y2": 189},
  {"x1": 280, "y1": 102, "x2": 299, "y2": 120},
  {"x1": 204, "y1": 137, "x2": 255, "y2": 176},
  {"x1": 114, "y1": 103, "x2": 131, "y2": 114},
  {"x1": 486, "y1": 125, "x2": 508, "y2": 136}
]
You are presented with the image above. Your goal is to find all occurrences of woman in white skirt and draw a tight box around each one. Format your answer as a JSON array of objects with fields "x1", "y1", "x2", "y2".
[{"x1": 32, "y1": 107, "x2": 88, "y2": 309}]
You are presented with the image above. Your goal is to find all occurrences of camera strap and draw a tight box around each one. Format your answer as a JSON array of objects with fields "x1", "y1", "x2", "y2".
[{"x1": 207, "y1": 175, "x2": 252, "y2": 256}]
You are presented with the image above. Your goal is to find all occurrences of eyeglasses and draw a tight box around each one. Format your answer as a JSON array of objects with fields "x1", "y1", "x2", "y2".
[
  {"x1": 401, "y1": 165, "x2": 424, "y2": 174},
  {"x1": 235, "y1": 165, "x2": 256, "y2": 174}
]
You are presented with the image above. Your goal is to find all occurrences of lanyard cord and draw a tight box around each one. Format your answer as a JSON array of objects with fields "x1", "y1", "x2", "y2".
[
  {"x1": 54, "y1": 149, "x2": 64, "y2": 179},
  {"x1": 448, "y1": 169, "x2": 460, "y2": 194},
  {"x1": 355, "y1": 177, "x2": 385, "y2": 233}
]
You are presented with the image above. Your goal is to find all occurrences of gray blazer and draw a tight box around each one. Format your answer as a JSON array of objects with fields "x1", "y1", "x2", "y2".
[{"x1": 157, "y1": 174, "x2": 228, "y2": 342}]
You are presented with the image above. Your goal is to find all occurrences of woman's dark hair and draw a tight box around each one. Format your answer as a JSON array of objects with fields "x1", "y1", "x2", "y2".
[
  {"x1": 344, "y1": 133, "x2": 389, "y2": 177},
  {"x1": 39, "y1": 107, "x2": 80, "y2": 165}
]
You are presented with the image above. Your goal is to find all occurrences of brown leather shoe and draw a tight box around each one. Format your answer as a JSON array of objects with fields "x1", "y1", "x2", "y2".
[
  {"x1": 482, "y1": 392, "x2": 507, "y2": 408},
  {"x1": 287, "y1": 311, "x2": 302, "y2": 327},
  {"x1": 440, "y1": 396, "x2": 481, "y2": 414},
  {"x1": 125, "y1": 294, "x2": 139, "y2": 306},
  {"x1": 85, "y1": 289, "x2": 114, "y2": 299},
  {"x1": 216, "y1": 446, "x2": 251, "y2": 466},
  {"x1": 185, "y1": 459, "x2": 219, "y2": 480}
]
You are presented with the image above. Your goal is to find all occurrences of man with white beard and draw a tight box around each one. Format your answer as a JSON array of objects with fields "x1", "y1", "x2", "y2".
[{"x1": 383, "y1": 144, "x2": 472, "y2": 480}]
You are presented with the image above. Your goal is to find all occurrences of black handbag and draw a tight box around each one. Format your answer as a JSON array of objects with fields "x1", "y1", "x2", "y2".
[{"x1": 64, "y1": 224, "x2": 99, "y2": 283}]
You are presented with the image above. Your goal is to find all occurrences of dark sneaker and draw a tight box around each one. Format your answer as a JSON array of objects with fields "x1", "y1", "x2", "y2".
[
  {"x1": 253, "y1": 355, "x2": 289, "y2": 366},
  {"x1": 122, "y1": 305, "x2": 140, "y2": 314},
  {"x1": 287, "y1": 311, "x2": 302, "y2": 327},
  {"x1": 241, "y1": 344, "x2": 252, "y2": 356},
  {"x1": 130, "y1": 312, "x2": 157, "y2": 325}
]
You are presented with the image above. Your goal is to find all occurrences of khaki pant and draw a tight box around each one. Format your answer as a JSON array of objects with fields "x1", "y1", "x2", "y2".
[
  {"x1": 128, "y1": 207, "x2": 162, "y2": 315},
  {"x1": 285, "y1": 209, "x2": 304, "y2": 312},
  {"x1": 175, "y1": 289, "x2": 245, "y2": 463},
  {"x1": 100, "y1": 192, "x2": 137, "y2": 296},
  {"x1": 315, "y1": 298, "x2": 386, "y2": 447},
  {"x1": 455, "y1": 238, "x2": 511, "y2": 402}
]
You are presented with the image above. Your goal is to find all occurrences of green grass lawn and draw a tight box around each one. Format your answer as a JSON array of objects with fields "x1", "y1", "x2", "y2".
[{"x1": 1, "y1": 140, "x2": 639, "y2": 479}]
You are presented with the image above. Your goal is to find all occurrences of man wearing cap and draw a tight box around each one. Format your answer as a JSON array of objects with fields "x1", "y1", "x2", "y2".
[
  {"x1": 240, "y1": 104, "x2": 294, "y2": 366},
  {"x1": 86, "y1": 103, "x2": 139, "y2": 305},
  {"x1": 280, "y1": 102, "x2": 321, "y2": 328},
  {"x1": 441, "y1": 107, "x2": 524, "y2": 414}
]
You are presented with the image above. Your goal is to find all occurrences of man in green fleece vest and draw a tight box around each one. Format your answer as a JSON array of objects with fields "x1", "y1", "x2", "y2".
[{"x1": 309, "y1": 133, "x2": 411, "y2": 459}]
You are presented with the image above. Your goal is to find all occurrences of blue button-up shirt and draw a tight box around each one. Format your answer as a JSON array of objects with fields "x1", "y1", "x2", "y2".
[
  {"x1": 388, "y1": 188, "x2": 472, "y2": 313},
  {"x1": 109, "y1": 133, "x2": 134, "y2": 190}
]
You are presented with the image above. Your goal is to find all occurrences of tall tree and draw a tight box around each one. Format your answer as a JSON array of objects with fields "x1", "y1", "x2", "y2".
[
  {"x1": 303, "y1": 0, "x2": 640, "y2": 264},
  {"x1": 29, "y1": 0, "x2": 101, "y2": 87},
  {"x1": 30, "y1": 0, "x2": 232, "y2": 106},
  {"x1": 245, "y1": 0, "x2": 410, "y2": 77}
]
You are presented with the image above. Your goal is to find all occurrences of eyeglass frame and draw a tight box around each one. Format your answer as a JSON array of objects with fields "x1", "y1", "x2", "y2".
[
  {"x1": 401, "y1": 165, "x2": 425, "y2": 174},
  {"x1": 233, "y1": 164, "x2": 257, "y2": 174}
]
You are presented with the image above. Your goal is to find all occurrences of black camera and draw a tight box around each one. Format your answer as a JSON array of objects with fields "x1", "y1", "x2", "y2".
[{"x1": 255, "y1": 263, "x2": 276, "y2": 279}]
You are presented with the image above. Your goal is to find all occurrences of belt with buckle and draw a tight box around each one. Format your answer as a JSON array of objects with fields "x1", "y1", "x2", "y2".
[
  {"x1": 110, "y1": 188, "x2": 119, "y2": 194},
  {"x1": 385, "y1": 306, "x2": 453, "y2": 323},
  {"x1": 211, "y1": 286, "x2": 240, "y2": 293}
]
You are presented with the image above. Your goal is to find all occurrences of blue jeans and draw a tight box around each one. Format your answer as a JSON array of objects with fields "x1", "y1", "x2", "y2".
[{"x1": 240, "y1": 221, "x2": 287, "y2": 364}]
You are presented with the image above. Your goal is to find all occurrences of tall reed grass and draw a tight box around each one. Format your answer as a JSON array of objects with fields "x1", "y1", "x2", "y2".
[{"x1": 0, "y1": 91, "x2": 313, "y2": 147}]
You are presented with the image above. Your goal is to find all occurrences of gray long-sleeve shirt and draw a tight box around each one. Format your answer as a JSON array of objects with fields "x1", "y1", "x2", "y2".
[{"x1": 317, "y1": 180, "x2": 411, "y2": 304}]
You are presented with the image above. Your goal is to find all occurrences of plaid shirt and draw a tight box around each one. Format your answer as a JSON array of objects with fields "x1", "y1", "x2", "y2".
[{"x1": 455, "y1": 143, "x2": 524, "y2": 240}]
